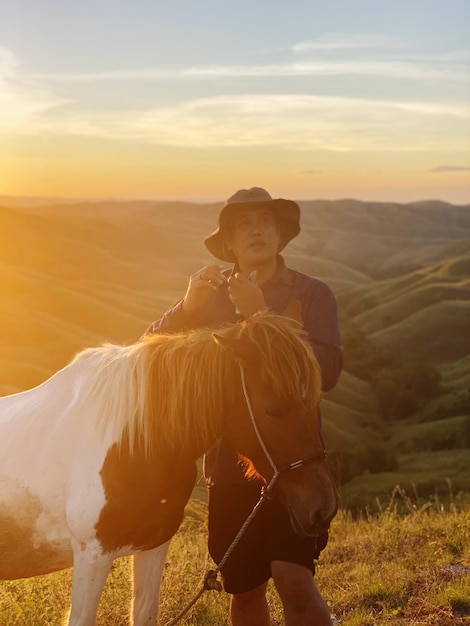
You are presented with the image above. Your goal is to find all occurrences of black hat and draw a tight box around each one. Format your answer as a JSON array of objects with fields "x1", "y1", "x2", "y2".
[{"x1": 204, "y1": 187, "x2": 301, "y2": 262}]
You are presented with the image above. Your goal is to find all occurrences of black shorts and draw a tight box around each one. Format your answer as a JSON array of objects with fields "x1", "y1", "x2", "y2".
[{"x1": 207, "y1": 483, "x2": 329, "y2": 594}]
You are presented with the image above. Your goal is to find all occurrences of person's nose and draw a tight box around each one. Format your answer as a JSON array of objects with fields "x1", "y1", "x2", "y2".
[{"x1": 250, "y1": 217, "x2": 264, "y2": 233}]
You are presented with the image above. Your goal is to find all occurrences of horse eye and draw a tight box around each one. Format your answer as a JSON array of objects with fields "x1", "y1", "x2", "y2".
[{"x1": 265, "y1": 405, "x2": 284, "y2": 419}]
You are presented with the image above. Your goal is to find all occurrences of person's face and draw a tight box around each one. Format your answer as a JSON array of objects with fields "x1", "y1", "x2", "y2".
[{"x1": 224, "y1": 206, "x2": 281, "y2": 266}]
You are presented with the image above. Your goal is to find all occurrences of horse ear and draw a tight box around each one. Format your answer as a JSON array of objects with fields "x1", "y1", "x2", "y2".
[
  {"x1": 283, "y1": 300, "x2": 302, "y2": 323},
  {"x1": 213, "y1": 334, "x2": 256, "y2": 364}
]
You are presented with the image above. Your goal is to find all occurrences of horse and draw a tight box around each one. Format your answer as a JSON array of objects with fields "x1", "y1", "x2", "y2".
[{"x1": 0, "y1": 311, "x2": 339, "y2": 625}]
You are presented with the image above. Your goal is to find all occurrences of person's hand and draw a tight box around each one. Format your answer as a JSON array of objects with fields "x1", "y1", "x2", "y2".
[
  {"x1": 182, "y1": 265, "x2": 226, "y2": 315},
  {"x1": 227, "y1": 271, "x2": 268, "y2": 318}
]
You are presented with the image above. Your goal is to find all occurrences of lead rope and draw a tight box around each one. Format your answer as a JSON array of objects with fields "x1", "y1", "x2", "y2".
[{"x1": 164, "y1": 365, "x2": 280, "y2": 626}]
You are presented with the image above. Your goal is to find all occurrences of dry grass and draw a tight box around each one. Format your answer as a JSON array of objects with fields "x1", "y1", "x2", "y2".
[
  {"x1": 1, "y1": 493, "x2": 469, "y2": 625},
  {"x1": 322, "y1": 491, "x2": 470, "y2": 625}
]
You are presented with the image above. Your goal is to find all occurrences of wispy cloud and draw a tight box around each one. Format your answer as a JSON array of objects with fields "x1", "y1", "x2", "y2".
[
  {"x1": 0, "y1": 46, "x2": 20, "y2": 77},
  {"x1": 34, "y1": 68, "x2": 174, "y2": 82},
  {"x1": 34, "y1": 54, "x2": 470, "y2": 83},
  {"x1": 1, "y1": 43, "x2": 469, "y2": 155},
  {"x1": 0, "y1": 47, "x2": 69, "y2": 131},
  {"x1": 185, "y1": 59, "x2": 468, "y2": 82},
  {"x1": 292, "y1": 33, "x2": 397, "y2": 53},
  {"x1": 27, "y1": 94, "x2": 470, "y2": 152},
  {"x1": 28, "y1": 34, "x2": 470, "y2": 85},
  {"x1": 430, "y1": 165, "x2": 470, "y2": 172}
]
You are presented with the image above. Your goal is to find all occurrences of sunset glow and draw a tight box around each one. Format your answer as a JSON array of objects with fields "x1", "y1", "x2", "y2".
[{"x1": 1, "y1": 1, "x2": 469, "y2": 204}]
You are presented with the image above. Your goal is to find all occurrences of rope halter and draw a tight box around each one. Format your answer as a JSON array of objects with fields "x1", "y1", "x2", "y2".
[{"x1": 239, "y1": 364, "x2": 327, "y2": 494}]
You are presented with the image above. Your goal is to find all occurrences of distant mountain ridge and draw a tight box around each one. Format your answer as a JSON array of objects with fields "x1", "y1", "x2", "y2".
[{"x1": 1, "y1": 195, "x2": 468, "y2": 384}]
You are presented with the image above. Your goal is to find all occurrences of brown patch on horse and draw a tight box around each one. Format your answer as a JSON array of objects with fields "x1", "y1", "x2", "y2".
[
  {"x1": 0, "y1": 479, "x2": 72, "y2": 579},
  {"x1": 95, "y1": 432, "x2": 197, "y2": 553}
]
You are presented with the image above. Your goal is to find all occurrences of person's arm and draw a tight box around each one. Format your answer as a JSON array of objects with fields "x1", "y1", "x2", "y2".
[
  {"x1": 145, "y1": 299, "x2": 189, "y2": 335},
  {"x1": 144, "y1": 264, "x2": 227, "y2": 336},
  {"x1": 301, "y1": 287, "x2": 343, "y2": 392}
]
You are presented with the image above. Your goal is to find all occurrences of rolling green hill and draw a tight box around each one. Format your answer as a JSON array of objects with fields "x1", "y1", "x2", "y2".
[{"x1": 1, "y1": 197, "x2": 469, "y2": 509}]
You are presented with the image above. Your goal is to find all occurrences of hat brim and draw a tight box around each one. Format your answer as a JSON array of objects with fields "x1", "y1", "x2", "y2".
[{"x1": 204, "y1": 198, "x2": 300, "y2": 262}]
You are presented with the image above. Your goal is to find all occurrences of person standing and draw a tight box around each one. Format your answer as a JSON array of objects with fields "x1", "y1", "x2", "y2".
[{"x1": 146, "y1": 187, "x2": 342, "y2": 625}]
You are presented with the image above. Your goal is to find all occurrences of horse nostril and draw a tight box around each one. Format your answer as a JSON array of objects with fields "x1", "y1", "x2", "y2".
[{"x1": 315, "y1": 496, "x2": 338, "y2": 530}]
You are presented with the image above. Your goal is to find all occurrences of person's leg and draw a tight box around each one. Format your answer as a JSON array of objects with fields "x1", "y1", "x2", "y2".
[
  {"x1": 230, "y1": 582, "x2": 270, "y2": 626},
  {"x1": 271, "y1": 560, "x2": 332, "y2": 626},
  {"x1": 266, "y1": 497, "x2": 331, "y2": 625},
  {"x1": 207, "y1": 483, "x2": 272, "y2": 624}
]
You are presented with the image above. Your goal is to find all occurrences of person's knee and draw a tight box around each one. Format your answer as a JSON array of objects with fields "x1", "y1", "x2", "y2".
[
  {"x1": 271, "y1": 561, "x2": 313, "y2": 598},
  {"x1": 232, "y1": 583, "x2": 268, "y2": 611},
  {"x1": 272, "y1": 561, "x2": 331, "y2": 623},
  {"x1": 231, "y1": 584, "x2": 271, "y2": 626}
]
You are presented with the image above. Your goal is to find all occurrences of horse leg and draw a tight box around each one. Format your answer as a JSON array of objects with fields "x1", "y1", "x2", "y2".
[
  {"x1": 131, "y1": 541, "x2": 171, "y2": 625},
  {"x1": 67, "y1": 542, "x2": 114, "y2": 626}
]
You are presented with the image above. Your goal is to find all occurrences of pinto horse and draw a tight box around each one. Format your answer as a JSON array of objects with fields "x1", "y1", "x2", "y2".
[{"x1": 0, "y1": 312, "x2": 338, "y2": 625}]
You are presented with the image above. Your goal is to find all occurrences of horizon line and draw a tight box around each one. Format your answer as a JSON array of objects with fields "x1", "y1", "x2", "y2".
[{"x1": 1, "y1": 193, "x2": 469, "y2": 208}]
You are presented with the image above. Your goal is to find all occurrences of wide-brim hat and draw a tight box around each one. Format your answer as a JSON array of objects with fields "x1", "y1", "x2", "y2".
[{"x1": 204, "y1": 187, "x2": 300, "y2": 262}]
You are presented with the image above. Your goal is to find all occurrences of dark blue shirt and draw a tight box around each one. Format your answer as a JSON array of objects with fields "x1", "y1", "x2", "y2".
[{"x1": 147, "y1": 256, "x2": 343, "y2": 484}]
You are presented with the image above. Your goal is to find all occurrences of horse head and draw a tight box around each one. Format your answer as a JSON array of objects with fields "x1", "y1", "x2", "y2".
[{"x1": 213, "y1": 311, "x2": 339, "y2": 538}]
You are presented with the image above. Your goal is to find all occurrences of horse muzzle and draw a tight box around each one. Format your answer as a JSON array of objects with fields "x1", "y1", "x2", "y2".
[
  {"x1": 287, "y1": 503, "x2": 337, "y2": 538},
  {"x1": 277, "y1": 467, "x2": 339, "y2": 538}
]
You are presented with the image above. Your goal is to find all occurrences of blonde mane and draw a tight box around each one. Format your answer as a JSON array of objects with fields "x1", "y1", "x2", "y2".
[
  {"x1": 228, "y1": 313, "x2": 322, "y2": 403},
  {"x1": 79, "y1": 312, "x2": 321, "y2": 457}
]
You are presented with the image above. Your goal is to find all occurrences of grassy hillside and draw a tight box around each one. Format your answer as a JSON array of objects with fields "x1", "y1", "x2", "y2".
[
  {"x1": 1, "y1": 197, "x2": 469, "y2": 509},
  {"x1": 371, "y1": 299, "x2": 470, "y2": 365},
  {"x1": 352, "y1": 256, "x2": 470, "y2": 333},
  {"x1": 1, "y1": 498, "x2": 469, "y2": 625}
]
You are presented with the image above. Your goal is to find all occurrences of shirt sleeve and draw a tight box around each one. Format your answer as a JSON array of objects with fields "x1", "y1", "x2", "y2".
[
  {"x1": 144, "y1": 300, "x2": 190, "y2": 335},
  {"x1": 300, "y1": 285, "x2": 343, "y2": 392}
]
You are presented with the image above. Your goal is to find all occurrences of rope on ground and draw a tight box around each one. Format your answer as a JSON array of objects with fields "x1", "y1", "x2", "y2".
[{"x1": 163, "y1": 480, "x2": 276, "y2": 626}]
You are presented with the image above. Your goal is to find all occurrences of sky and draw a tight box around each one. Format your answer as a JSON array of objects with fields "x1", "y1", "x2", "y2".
[{"x1": 1, "y1": 0, "x2": 469, "y2": 204}]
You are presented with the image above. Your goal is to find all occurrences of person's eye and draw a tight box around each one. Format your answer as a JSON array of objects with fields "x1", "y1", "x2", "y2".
[
  {"x1": 237, "y1": 218, "x2": 250, "y2": 228},
  {"x1": 262, "y1": 215, "x2": 275, "y2": 226}
]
